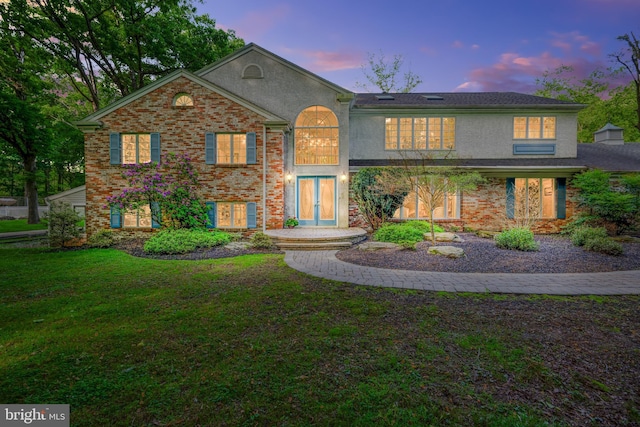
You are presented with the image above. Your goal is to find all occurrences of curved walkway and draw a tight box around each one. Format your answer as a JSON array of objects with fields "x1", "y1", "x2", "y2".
[{"x1": 285, "y1": 250, "x2": 640, "y2": 295}]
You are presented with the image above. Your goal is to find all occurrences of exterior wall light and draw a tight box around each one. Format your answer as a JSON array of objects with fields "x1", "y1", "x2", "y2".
[
  {"x1": 340, "y1": 172, "x2": 348, "y2": 183},
  {"x1": 286, "y1": 173, "x2": 293, "y2": 184}
]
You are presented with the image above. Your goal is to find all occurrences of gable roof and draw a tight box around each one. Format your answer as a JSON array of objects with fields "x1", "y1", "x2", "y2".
[
  {"x1": 75, "y1": 69, "x2": 286, "y2": 131},
  {"x1": 197, "y1": 43, "x2": 353, "y2": 96},
  {"x1": 353, "y1": 92, "x2": 585, "y2": 111}
]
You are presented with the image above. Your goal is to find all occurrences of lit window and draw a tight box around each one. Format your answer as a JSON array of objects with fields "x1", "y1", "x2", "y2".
[
  {"x1": 217, "y1": 134, "x2": 247, "y2": 164},
  {"x1": 123, "y1": 205, "x2": 152, "y2": 228},
  {"x1": 122, "y1": 134, "x2": 151, "y2": 164},
  {"x1": 173, "y1": 94, "x2": 194, "y2": 107},
  {"x1": 386, "y1": 117, "x2": 455, "y2": 150},
  {"x1": 217, "y1": 202, "x2": 247, "y2": 228},
  {"x1": 394, "y1": 186, "x2": 459, "y2": 219},
  {"x1": 514, "y1": 178, "x2": 556, "y2": 218},
  {"x1": 295, "y1": 106, "x2": 339, "y2": 165},
  {"x1": 513, "y1": 117, "x2": 556, "y2": 139}
]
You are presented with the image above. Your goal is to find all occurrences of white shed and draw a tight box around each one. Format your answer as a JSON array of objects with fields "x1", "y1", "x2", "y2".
[{"x1": 45, "y1": 185, "x2": 86, "y2": 217}]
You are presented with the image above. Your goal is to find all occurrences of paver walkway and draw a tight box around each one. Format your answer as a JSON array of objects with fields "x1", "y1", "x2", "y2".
[{"x1": 285, "y1": 250, "x2": 640, "y2": 295}]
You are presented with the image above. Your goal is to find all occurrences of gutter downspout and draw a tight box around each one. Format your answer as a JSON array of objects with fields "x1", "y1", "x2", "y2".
[{"x1": 262, "y1": 125, "x2": 267, "y2": 232}]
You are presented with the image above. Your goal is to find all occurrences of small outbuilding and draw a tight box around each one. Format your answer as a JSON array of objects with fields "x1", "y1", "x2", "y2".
[{"x1": 45, "y1": 185, "x2": 86, "y2": 217}]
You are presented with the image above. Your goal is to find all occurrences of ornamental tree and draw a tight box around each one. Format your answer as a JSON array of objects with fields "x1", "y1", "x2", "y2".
[
  {"x1": 351, "y1": 167, "x2": 408, "y2": 231},
  {"x1": 107, "y1": 152, "x2": 209, "y2": 229}
]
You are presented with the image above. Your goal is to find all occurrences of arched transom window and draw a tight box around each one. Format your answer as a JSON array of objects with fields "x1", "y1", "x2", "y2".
[
  {"x1": 295, "y1": 106, "x2": 339, "y2": 165},
  {"x1": 173, "y1": 93, "x2": 194, "y2": 107}
]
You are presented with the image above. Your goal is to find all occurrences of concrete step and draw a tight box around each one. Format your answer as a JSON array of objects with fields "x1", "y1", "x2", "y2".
[{"x1": 275, "y1": 241, "x2": 354, "y2": 250}]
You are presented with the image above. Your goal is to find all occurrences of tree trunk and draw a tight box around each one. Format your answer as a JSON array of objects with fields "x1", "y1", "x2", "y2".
[{"x1": 24, "y1": 154, "x2": 39, "y2": 224}]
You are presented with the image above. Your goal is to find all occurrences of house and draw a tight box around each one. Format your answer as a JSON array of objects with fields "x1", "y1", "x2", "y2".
[{"x1": 75, "y1": 43, "x2": 639, "y2": 238}]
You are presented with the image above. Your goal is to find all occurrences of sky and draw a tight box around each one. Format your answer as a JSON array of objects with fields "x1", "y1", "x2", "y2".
[{"x1": 198, "y1": 0, "x2": 639, "y2": 94}]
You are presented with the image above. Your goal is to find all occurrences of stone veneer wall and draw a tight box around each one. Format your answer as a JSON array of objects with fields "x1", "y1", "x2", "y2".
[
  {"x1": 85, "y1": 77, "x2": 284, "y2": 238},
  {"x1": 348, "y1": 175, "x2": 580, "y2": 234}
]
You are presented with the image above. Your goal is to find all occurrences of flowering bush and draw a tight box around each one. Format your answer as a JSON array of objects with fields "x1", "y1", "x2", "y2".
[{"x1": 107, "y1": 153, "x2": 209, "y2": 229}]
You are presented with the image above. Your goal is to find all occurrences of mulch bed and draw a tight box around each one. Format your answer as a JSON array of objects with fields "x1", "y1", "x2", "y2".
[{"x1": 335, "y1": 233, "x2": 640, "y2": 273}]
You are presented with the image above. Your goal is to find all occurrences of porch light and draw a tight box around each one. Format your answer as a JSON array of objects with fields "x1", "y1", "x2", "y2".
[
  {"x1": 286, "y1": 173, "x2": 293, "y2": 184},
  {"x1": 340, "y1": 172, "x2": 348, "y2": 183}
]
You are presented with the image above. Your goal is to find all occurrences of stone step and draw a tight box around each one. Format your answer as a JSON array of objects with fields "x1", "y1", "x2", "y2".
[{"x1": 265, "y1": 227, "x2": 368, "y2": 251}]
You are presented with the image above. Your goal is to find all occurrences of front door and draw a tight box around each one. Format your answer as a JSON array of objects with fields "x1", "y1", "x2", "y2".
[{"x1": 297, "y1": 176, "x2": 336, "y2": 226}]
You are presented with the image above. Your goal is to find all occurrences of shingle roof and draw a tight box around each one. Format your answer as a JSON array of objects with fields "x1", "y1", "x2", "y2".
[
  {"x1": 353, "y1": 92, "x2": 584, "y2": 110},
  {"x1": 576, "y1": 143, "x2": 640, "y2": 172}
]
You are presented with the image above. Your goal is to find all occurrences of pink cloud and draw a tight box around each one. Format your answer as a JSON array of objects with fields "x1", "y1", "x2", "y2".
[
  {"x1": 550, "y1": 31, "x2": 603, "y2": 57},
  {"x1": 452, "y1": 40, "x2": 464, "y2": 49},
  {"x1": 295, "y1": 49, "x2": 363, "y2": 72}
]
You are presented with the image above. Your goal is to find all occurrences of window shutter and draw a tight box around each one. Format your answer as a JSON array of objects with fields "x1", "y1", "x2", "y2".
[
  {"x1": 205, "y1": 202, "x2": 216, "y2": 228},
  {"x1": 247, "y1": 202, "x2": 257, "y2": 228},
  {"x1": 506, "y1": 178, "x2": 515, "y2": 219},
  {"x1": 110, "y1": 206, "x2": 121, "y2": 228},
  {"x1": 556, "y1": 178, "x2": 566, "y2": 219},
  {"x1": 151, "y1": 202, "x2": 161, "y2": 228},
  {"x1": 205, "y1": 133, "x2": 216, "y2": 164},
  {"x1": 150, "y1": 133, "x2": 161, "y2": 163},
  {"x1": 246, "y1": 132, "x2": 257, "y2": 164},
  {"x1": 110, "y1": 133, "x2": 121, "y2": 165}
]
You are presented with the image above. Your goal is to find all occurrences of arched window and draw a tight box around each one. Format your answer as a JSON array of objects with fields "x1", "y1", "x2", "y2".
[
  {"x1": 242, "y1": 64, "x2": 264, "y2": 79},
  {"x1": 294, "y1": 106, "x2": 339, "y2": 165},
  {"x1": 173, "y1": 93, "x2": 194, "y2": 107}
]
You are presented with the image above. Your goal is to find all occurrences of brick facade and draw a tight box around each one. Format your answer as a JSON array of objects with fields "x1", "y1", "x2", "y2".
[
  {"x1": 85, "y1": 77, "x2": 284, "y2": 237},
  {"x1": 348, "y1": 175, "x2": 581, "y2": 234}
]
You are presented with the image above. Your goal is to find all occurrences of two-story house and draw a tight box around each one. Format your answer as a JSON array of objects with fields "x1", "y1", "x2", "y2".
[{"x1": 77, "y1": 43, "x2": 612, "y2": 238}]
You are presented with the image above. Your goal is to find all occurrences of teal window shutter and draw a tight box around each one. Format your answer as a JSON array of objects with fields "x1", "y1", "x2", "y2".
[
  {"x1": 506, "y1": 178, "x2": 515, "y2": 219},
  {"x1": 150, "y1": 202, "x2": 161, "y2": 228},
  {"x1": 110, "y1": 206, "x2": 121, "y2": 228},
  {"x1": 205, "y1": 133, "x2": 216, "y2": 164},
  {"x1": 247, "y1": 202, "x2": 257, "y2": 228},
  {"x1": 110, "y1": 133, "x2": 121, "y2": 165},
  {"x1": 556, "y1": 178, "x2": 566, "y2": 219},
  {"x1": 246, "y1": 132, "x2": 257, "y2": 164},
  {"x1": 205, "y1": 202, "x2": 216, "y2": 228},
  {"x1": 150, "y1": 133, "x2": 161, "y2": 163}
]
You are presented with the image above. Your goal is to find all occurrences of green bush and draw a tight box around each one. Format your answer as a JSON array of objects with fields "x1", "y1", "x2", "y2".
[
  {"x1": 570, "y1": 227, "x2": 608, "y2": 247},
  {"x1": 87, "y1": 229, "x2": 116, "y2": 248},
  {"x1": 374, "y1": 221, "x2": 442, "y2": 244},
  {"x1": 397, "y1": 240, "x2": 417, "y2": 250},
  {"x1": 47, "y1": 201, "x2": 83, "y2": 247},
  {"x1": 143, "y1": 228, "x2": 231, "y2": 254},
  {"x1": 494, "y1": 227, "x2": 539, "y2": 251},
  {"x1": 583, "y1": 236, "x2": 623, "y2": 256},
  {"x1": 250, "y1": 232, "x2": 274, "y2": 249}
]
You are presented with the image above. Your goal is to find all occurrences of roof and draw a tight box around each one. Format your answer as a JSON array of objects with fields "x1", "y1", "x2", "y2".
[
  {"x1": 45, "y1": 185, "x2": 86, "y2": 204},
  {"x1": 351, "y1": 143, "x2": 640, "y2": 173},
  {"x1": 353, "y1": 92, "x2": 585, "y2": 111}
]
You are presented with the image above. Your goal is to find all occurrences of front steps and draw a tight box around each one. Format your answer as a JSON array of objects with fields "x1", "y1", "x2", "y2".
[{"x1": 265, "y1": 227, "x2": 367, "y2": 250}]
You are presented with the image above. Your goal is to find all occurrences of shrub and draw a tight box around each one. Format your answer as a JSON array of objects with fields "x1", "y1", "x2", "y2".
[
  {"x1": 47, "y1": 201, "x2": 83, "y2": 247},
  {"x1": 87, "y1": 229, "x2": 116, "y2": 248},
  {"x1": 351, "y1": 167, "x2": 408, "y2": 230},
  {"x1": 251, "y1": 232, "x2": 274, "y2": 249},
  {"x1": 397, "y1": 240, "x2": 417, "y2": 250},
  {"x1": 494, "y1": 227, "x2": 539, "y2": 251},
  {"x1": 374, "y1": 221, "x2": 440, "y2": 244},
  {"x1": 570, "y1": 227, "x2": 608, "y2": 247},
  {"x1": 583, "y1": 236, "x2": 623, "y2": 256},
  {"x1": 143, "y1": 229, "x2": 231, "y2": 254}
]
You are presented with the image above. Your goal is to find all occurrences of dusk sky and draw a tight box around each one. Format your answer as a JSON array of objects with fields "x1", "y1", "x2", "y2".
[{"x1": 199, "y1": 0, "x2": 639, "y2": 94}]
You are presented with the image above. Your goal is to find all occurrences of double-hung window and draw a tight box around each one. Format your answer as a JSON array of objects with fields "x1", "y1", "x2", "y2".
[
  {"x1": 386, "y1": 117, "x2": 455, "y2": 150},
  {"x1": 513, "y1": 117, "x2": 556, "y2": 139},
  {"x1": 205, "y1": 132, "x2": 257, "y2": 165},
  {"x1": 110, "y1": 133, "x2": 160, "y2": 165},
  {"x1": 205, "y1": 201, "x2": 257, "y2": 229}
]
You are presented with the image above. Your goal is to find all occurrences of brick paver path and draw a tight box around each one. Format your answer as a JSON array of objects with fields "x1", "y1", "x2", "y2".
[{"x1": 285, "y1": 250, "x2": 640, "y2": 295}]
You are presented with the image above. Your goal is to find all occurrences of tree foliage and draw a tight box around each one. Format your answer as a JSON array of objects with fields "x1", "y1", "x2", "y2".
[
  {"x1": 107, "y1": 153, "x2": 209, "y2": 229},
  {"x1": 3, "y1": 0, "x2": 244, "y2": 111},
  {"x1": 351, "y1": 167, "x2": 408, "y2": 231},
  {"x1": 611, "y1": 32, "x2": 640, "y2": 134},
  {"x1": 356, "y1": 51, "x2": 422, "y2": 93}
]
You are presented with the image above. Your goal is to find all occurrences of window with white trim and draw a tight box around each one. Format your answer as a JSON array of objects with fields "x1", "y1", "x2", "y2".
[
  {"x1": 295, "y1": 106, "x2": 339, "y2": 165},
  {"x1": 385, "y1": 117, "x2": 455, "y2": 150},
  {"x1": 122, "y1": 134, "x2": 151, "y2": 164},
  {"x1": 513, "y1": 117, "x2": 556, "y2": 139},
  {"x1": 217, "y1": 202, "x2": 247, "y2": 228},
  {"x1": 217, "y1": 134, "x2": 247, "y2": 164},
  {"x1": 123, "y1": 205, "x2": 152, "y2": 228}
]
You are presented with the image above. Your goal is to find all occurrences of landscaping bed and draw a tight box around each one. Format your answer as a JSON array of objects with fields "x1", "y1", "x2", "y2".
[{"x1": 336, "y1": 233, "x2": 640, "y2": 273}]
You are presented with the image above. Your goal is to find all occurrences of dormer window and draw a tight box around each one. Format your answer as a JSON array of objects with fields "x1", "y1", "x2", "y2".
[{"x1": 173, "y1": 93, "x2": 194, "y2": 107}]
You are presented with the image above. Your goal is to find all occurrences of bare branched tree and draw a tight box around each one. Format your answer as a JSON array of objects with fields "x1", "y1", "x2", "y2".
[
  {"x1": 611, "y1": 32, "x2": 640, "y2": 133},
  {"x1": 356, "y1": 51, "x2": 422, "y2": 93}
]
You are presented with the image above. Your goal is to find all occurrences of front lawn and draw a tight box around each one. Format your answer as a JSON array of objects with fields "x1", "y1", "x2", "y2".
[
  {"x1": 1, "y1": 248, "x2": 638, "y2": 426},
  {"x1": 0, "y1": 219, "x2": 48, "y2": 233}
]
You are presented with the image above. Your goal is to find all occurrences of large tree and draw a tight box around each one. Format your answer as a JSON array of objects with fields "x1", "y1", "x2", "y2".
[
  {"x1": 4, "y1": 0, "x2": 244, "y2": 111},
  {"x1": 611, "y1": 32, "x2": 640, "y2": 134}
]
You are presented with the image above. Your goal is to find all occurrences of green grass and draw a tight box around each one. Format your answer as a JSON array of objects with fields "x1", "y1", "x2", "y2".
[
  {"x1": 1, "y1": 247, "x2": 638, "y2": 426},
  {"x1": 0, "y1": 219, "x2": 47, "y2": 233}
]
